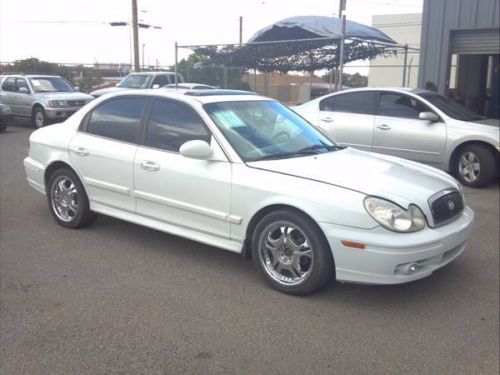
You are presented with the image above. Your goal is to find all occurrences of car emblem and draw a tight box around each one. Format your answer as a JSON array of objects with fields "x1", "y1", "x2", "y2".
[{"x1": 447, "y1": 200, "x2": 455, "y2": 210}]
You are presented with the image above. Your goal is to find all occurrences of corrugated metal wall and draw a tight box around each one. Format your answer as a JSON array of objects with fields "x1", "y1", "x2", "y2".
[{"x1": 418, "y1": 0, "x2": 500, "y2": 93}]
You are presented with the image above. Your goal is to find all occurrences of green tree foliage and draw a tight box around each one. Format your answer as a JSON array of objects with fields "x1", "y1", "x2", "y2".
[
  {"x1": 172, "y1": 54, "x2": 251, "y2": 90},
  {"x1": 0, "y1": 58, "x2": 102, "y2": 93},
  {"x1": 320, "y1": 71, "x2": 368, "y2": 88}
]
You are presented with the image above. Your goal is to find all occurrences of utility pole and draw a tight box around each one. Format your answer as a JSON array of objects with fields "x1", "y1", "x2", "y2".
[
  {"x1": 239, "y1": 16, "x2": 243, "y2": 44},
  {"x1": 132, "y1": 0, "x2": 140, "y2": 72},
  {"x1": 142, "y1": 43, "x2": 146, "y2": 70}
]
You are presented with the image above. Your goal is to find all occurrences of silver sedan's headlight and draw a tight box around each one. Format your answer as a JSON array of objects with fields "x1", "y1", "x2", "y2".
[
  {"x1": 47, "y1": 100, "x2": 67, "y2": 108},
  {"x1": 364, "y1": 197, "x2": 426, "y2": 232}
]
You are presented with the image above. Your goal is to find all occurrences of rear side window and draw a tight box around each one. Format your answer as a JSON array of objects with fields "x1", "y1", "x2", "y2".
[
  {"x1": 145, "y1": 99, "x2": 211, "y2": 152},
  {"x1": 86, "y1": 97, "x2": 147, "y2": 143},
  {"x1": 2, "y1": 77, "x2": 16, "y2": 92},
  {"x1": 152, "y1": 75, "x2": 169, "y2": 87},
  {"x1": 15, "y1": 78, "x2": 29, "y2": 92},
  {"x1": 319, "y1": 92, "x2": 375, "y2": 115}
]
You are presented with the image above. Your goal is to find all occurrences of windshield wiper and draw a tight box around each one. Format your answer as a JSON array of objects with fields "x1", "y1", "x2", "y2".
[{"x1": 252, "y1": 144, "x2": 344, "y2": 162}]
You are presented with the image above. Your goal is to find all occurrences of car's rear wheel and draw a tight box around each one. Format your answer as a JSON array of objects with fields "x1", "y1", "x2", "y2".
[
  {"x1": 32, "y1": 107, "x2": 48, "y2": 129},
  {"x1": 455, "y1": 145, "x2": 496, "y2": 188},
  {"x1": 251, "y1": 209, "x2": 334, "y2": 295},
  {"x1": 47, "y1": 168, "x2": 97, "y2": 228}
]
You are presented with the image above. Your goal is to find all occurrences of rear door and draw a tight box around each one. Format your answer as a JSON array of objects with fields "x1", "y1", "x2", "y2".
[
  {"x1": 69, "y1": 96, "x2": 148, "y2": 212},
  {"x1": 317, "y1": 91, "x2": 376, "y2": 152},
  {"x1": 15, "y1": 78, "x2": 33, "y2": 117},
  {"x1": 372, "y1": 91, "x2": 446, "y2": 166}
]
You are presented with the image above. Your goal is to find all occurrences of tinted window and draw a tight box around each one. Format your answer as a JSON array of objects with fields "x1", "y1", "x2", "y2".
[
  {"x1": 145, "y1": 100, "x2": 210, "y2": 152},
  {"x1": 15, "y1": 78, "x2": 29, "y2": 92},
  {"x1": 2, "y1": 77, "x2": 16, "y2": 92},
  {"x1": 378, "y1": 93, "x2": 428, "y2": 119},
  {"x1": 320, "y1": 92, "x2": 375, "y2": 114},
  {"x1": 86, "y1": 97, "x2": 147, "y2": 143},
  {"x1": 418, "y1": 93, "x2": 480, "y2": 121},
  {"x1": 152, "y1": 75, "x2": 169, "y2": 87}
]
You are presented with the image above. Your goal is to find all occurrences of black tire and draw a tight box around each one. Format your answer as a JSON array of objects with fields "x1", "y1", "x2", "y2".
[
  {"x1": 454, "y1": 144, "x2": 497, "y2": 188},
  {"x1": 46, "y1": 168, "x2": 97, "y2": 229},
  {"x1": 32, "y1": 107, "x2": 48, "y2": 129},
  {"x1": 251, "y1": 209, "x2": 334, "y2": 295}
]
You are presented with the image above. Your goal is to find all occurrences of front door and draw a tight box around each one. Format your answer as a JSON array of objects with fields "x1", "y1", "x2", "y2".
[
  {"x1": 317, "y1": 91, "x2": 376, "y2": 151},
  {"x1": 134, "y1": 98, "x2": 231, "y2": 238},
  {"x1": 372, "y1": 92, "x2": 446, "y2": 166}
]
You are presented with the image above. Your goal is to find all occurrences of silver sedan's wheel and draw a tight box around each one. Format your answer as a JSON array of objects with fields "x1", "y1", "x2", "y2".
[
  {"x1": 50, "y1": 175, "x2": 79, "y2": 222},
  {"x1": 258, "y1": 221, "x2": 314, "y2": 286},
  {"x1": 458, "y1": 151, "x2": 480, "y2": 183}
]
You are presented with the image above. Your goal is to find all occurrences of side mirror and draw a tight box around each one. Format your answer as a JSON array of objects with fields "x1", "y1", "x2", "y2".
[
  {"x1": 18, "y1": 87, "x2": 30, "y2": 94},
  {"x1": 152, "y1": 84, "x2": 160, "y2": 89},
  {"x1": 74, "y1": 86, "x2": 80, "y2": 92},
  {"x1": 179, "y1": 140, "x2": 212, "y2": 160},
  {"x1": 419, "y1": 111, "x2": 439, "y2": 122}
]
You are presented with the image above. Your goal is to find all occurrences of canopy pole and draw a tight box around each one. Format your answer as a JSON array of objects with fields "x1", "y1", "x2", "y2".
[
  {"x1": 338, "y1": 15, "x2": 346, "y2": 90},
  {"x1": 174, "y1": 41, "x2": 178, "y2": 88},
  {"x1": 402, "y1": 43, "x2": 408, "y2": 87}
]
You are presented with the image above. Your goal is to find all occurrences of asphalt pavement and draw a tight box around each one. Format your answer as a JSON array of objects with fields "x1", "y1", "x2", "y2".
[{"x1": 1, "y1": 122, "x2": 499, "y2": 374}]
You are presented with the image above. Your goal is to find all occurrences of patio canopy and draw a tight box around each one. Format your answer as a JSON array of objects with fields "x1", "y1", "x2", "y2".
[{"x1": 192, "y1": 16, "x2": 398, "y2": 72}]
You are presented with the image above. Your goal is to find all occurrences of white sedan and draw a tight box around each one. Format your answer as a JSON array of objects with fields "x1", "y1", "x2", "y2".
[{"x1": 24, "y1": 89, "x2": 474, "y2": 294}]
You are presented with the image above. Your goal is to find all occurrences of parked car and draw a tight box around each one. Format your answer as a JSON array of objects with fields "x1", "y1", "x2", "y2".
[
  {"x1": 24, "y1": 89, "x2": 474, "y2": 295},
  {"x1": 90, "y1": 72, "x2": 185, "y2": 98},
  {"x1": 294, "y1": 88, "x2": 500, "y2": 187},
  {"x1": 0, "y1": 103, "x2": 12, "y2": 132},
  {"x1": 163, "y1": 83, "x2": 216, "y2": 90},
  {"x1": 0, "y1": 74, "x2": 94, "y2": 128}
]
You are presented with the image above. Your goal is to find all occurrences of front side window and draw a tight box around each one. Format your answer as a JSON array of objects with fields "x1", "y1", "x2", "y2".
[
  {"x1": 145, "y1": 99, "x2": 211, "y2": 152},
  {"x1": 15, "y1": 78, "x2": 29, "y2": 92},
  {"x1": 86, "y1": 97, "x2": 147, "y2": 143},
  {"x1": 319, "y1": 92, "x2": 375, "y2": 115},
  {"x1": 417, "y1": 93, "x2": 482, "y2": 121},
  {"x1": 378, "y1": 93, "x2": 428, "y2": 119},
  {"x1": 152, "y1": 75, "x2": 169, "y2": 87},
  {"x1": 118, "y1": 74, "x2": 153, "y2": 89},
  {"x1": 29, "y1": 77, "x2": 74, "y2": 93},
  {"x1": 205, "y1": 100, "x2": 338, "y2": 162}
]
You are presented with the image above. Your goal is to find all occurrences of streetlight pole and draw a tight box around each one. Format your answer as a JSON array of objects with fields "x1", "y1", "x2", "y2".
[
  {"x1": 131, "y1": 0, "x2": 140, "y2": 72},
  {"x1": 142, "y1": 43, "x2": 146, "y2": 70}
]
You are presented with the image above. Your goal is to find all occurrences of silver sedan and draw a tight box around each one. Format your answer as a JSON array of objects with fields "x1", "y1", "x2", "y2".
[{"x1": 294, "y1": 88, "x2": 499, "y2": 187}]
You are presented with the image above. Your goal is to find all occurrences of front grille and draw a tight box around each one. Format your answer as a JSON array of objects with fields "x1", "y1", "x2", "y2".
[
  {"x1": 429, "y1": 189, "x2": 464, "y2": 226},
  {"x1": 67, "y1": 100, "x2": 86, "y2": 107}
]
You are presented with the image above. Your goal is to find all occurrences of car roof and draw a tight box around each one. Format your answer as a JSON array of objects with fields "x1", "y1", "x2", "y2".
[
  {"x1": 102, "y1": 89, "x2": 270, "y2": 104},
  {"x1": 0, "y1": 74, "x2": 62, "y2": 78},
  {"x1": 329, "y1": 87, "x2": 434, "y2": 95},
  {"x1": 127, "y1": 71, "x2": 177, "y2": 76}
]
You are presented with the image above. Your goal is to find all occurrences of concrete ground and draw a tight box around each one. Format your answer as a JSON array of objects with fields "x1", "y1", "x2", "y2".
[{"x1": 1, "y1": 122, "x2": 499, "y2": 375}]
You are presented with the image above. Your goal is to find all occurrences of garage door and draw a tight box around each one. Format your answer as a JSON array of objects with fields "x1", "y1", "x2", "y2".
[{"x1": 451, "y1": 29, "x2": 500, "y2": 54}]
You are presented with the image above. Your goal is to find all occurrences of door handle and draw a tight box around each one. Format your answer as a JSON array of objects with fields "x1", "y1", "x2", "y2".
[
  {"x1": 377, "y1": 124, "x2": 391, "y2": 130},
  {"x1": 73, "y1": 147, "x2": 89, "y2": 156},
  {"x1": 140, "y1": 160, "x2": 160, "y2": 172},
  {"x1": 321, "y1": 117, "x2": 334, "y2": 123}
]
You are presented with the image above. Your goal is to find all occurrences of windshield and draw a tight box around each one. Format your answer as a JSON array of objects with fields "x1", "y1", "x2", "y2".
[
  {"x1": 118, "y1": 74, "x2": 153, "y2": 89},
  {"x1": 204, "y1": 100, "x2": 339, "y2": 162},
  {"x1": 418, "y1": 93, "x2": 484, "y2": 121},
  {"x1": 29, "y1": 77, "x2": 74, "y2": 93}
]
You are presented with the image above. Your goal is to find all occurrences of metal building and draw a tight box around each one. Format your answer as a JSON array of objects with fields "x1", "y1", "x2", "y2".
[{"x1": 418, "y1": 0, "x2": 500, "y2": 118}]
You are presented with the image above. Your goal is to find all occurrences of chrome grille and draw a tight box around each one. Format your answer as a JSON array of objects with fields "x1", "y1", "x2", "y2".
[
  {"x1": 428, "y1": 189, "x2": 464, "y2": 227},
  {"x1": 67, "y1": 100, "x2": 86, "y2": 107}
]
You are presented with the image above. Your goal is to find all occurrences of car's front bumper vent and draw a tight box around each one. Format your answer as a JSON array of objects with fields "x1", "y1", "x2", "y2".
[{"x1": 429, "y1": 189, "x2": 464, "y2": 227}]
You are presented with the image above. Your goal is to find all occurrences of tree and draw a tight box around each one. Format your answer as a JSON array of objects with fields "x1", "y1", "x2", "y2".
[{"x1": 320, "y1": 71, "x2": 368, "y2": 88}]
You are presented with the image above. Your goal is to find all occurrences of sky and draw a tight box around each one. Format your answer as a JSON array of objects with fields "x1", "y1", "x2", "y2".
[{"x1": 0, "y1": 0, "x2": 423, "y2": 67}]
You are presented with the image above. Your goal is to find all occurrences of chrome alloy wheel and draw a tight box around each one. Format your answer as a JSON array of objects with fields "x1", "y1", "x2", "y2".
[
  {"x1": 459, "y1": 151, "x2": 480, "y2": 183},
  {"x1": 35, "y1": 111, "x2": 45, "y2": 128},
  {"x1": 258, "y1": 222, "x2": 313, "y2": 286},
  {"x1": 51, "y1": 176, "x2": 79, "y2": 222}
]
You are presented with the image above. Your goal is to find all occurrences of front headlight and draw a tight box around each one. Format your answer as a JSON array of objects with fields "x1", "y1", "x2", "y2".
[
  {"x1": 364, "y1": 197, "x2": 426, "y2": 232},
  {"x1": 47, "y1": 100, "x2": 67, "y2": 108}
]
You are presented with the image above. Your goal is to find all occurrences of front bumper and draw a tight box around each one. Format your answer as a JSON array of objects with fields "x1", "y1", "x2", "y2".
[
  {"x1": 44, "y1": 107, "x2": 81, "y2": 120},
  {"x1": 320, "y1": 206, "x2": 475, "y2": 284}
]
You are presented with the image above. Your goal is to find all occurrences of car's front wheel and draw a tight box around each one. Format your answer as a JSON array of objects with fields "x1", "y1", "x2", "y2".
[
  {"x1": 455, "y1": 145, "x2": 496, "y2": 188},
  {"x1": 32, "y1": 107, "x2": 48, "y2": 129},
  {"x1": 47, "y1": 168, "x2": 97, "y2": 228},
  {"x1": 251, "y1": 209, "x2": 334, "y2": 295}
]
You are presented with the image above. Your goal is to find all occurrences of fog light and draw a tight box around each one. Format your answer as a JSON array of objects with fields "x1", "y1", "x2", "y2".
[
  {"x1": 396, "y1": 262, "x2": 420, "y2": 275},
  {"x1": 407, "y1": 263, "x2": 418, "y2": 274}
]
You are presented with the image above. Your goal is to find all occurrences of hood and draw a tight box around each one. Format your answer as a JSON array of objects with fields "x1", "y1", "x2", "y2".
[
  {"x1": 247, "y1": 148, "x2": 459, "y2": 209},
  {"x1": 36, "y1": 92, "x2": 94, "y2": 101},
  {"x1": 90, "y1": 86, "x2": 126, "y2": 97}
]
